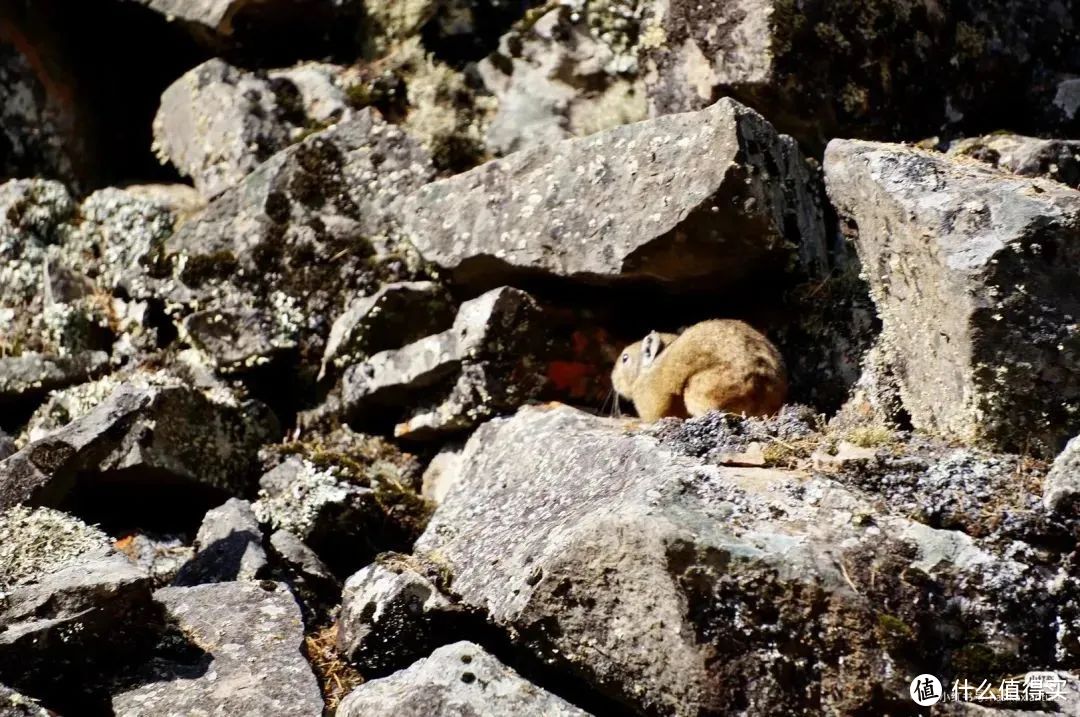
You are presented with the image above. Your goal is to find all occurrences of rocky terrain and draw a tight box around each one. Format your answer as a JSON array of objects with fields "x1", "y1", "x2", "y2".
[{"x1": 1, "y1": 1, "x2": 1080, "y2": 715}]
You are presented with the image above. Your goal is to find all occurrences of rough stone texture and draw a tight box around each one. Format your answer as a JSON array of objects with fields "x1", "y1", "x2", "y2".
[
  {"x1": 1045, "y1": 434, "x2": 1080, "y2": 515},
  {"x1": 174, "y1": 499, "x2": 268, "y2": 585},
  {"x1": 949, "y1": 134, "x2": 1080, "y2": 188},
  {"x1": 337, "y1": 554, "x2": 464, "y2": 674},
  {"x1": 0, "y1": 352, "x2": 108, "y2": 407},
  {"x1": 416, "y1": 405, "x2": 1075, "y2": 716},
  {"x1": 0, "y1": 180, "x2": 178, "y2": 369},
  {"x1": 0, "y1": 41, "x2": 79, "y2": 189},
  {"x1": 111, "y1": 581, "x2": 322, "y2": 717},
  {"x1": 0, "y1": 372, "x2": 279, "y2": 509},
  {"x1": 478, "y1": 2, "x2": 648, "y2": 156},
  {"x1": 342, "y1": 287, "x2": 549, "y2": 438},
  {"x1": 113, "y1": 532, "x2": 194, "y2": 588},
  {"x1": 0, "y1": 684, "x2": 54, "y2": 716},
  {"x1": 157, "y1": 110, "x2": 435, "y2": 375},
  {"x1": 825, "y1": 140, "x2": 1080, "y2": 455},
  {"x1": 641, "y1": 0, "x2": 1080, "y2": 149},
  {"x1": 320, "y1": 281, "x2": 455, "y2": 381},
  {"x1": 401, "y1": 97, "x2": 826, "y2": 290},
  {"x1": 337, "y1": 641, "x2": 591, "y2": 717},
  {"x1": 153, "y1": 59, "x2": 358, "y2": 199},
  {"x1": 253, "y1": 456, "x2": 378, "y2": 559},
  {"x1": 420, "y1": 443, "x2": 463, "y2": 503},
  {"x1": 0, "y1": 507, "x2": 155, "y2": 703},
  {"x1": 131, "y1": 0, "x2": 364, "y2": 51}
]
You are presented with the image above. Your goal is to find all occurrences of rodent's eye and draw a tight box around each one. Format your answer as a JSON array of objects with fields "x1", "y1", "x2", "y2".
[{"x1": 621, "y1": 353, "x2": 629, "y2": 364}]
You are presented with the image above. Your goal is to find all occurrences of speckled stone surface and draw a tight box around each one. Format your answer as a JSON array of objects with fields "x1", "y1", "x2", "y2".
[
  {"x1": 401, "y1": 97, "x2": 826, "y2": 290},
  {"x1": 337, "y1": 641, "x2": 591, "y2": 717},
  {"x1": 825, "y1": 140, "x2": 1080, "y2": 455},
  {"x1": 416, "y1": 405, "x2": 1074, "y2": 716},
  {"x1": 111, "y1": 581, "x2": 321, "y2": 717}
]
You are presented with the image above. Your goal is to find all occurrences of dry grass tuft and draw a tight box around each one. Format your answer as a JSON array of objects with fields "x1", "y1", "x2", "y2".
[{"x1": 304, "y1": 624, "x2": 364, "y2": 712}]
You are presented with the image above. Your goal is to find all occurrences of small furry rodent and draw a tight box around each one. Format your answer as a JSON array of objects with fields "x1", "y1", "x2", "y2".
[{"x1": 611, "y1": 319, "x2": 787, "y2": 421}]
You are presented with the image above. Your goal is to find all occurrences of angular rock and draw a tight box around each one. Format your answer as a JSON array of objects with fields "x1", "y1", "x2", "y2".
[
  {"x1": 949, "y1": 134, "x2": 1080, "y2": 188},
  {"x1": 478, "y1": 3, "x2": 647, "y2": 155},
  {"x1": 253, "y1": 456, "x2": 378, "y2": 555},
  {"x1": 337, "y1": 554, "x2": 463, "y2": 674},
  {"x1": 111, "y1": 581, "x2": 322, "y2": 717},
  {"x1": 1045, "y1": 434, "x2": 1080, "y2": 515},
  {"x1": 337, "y1": 641, "x2": 590, "y2": 717},
  {"x1": 0, "y1": 435, "x2": 12, "y2": 463},
  {"x1": 416, "y1": 405, "x2": 1072, "y2": 715},
  {"x1": 253, "y1": 429, "x2": 429, "y2": 575},
  {"x1": 641, "y1": 0, "x2": 1080, "y2": 147},
  {"x1": 0, "y1": 372, "x2": 279, "y2": 510},
  {"x1": 154, "y1": 59, "x2": 314, "y2": 198},
  {"x1": 342, "y1": 287, "x2": 548, "y2": 438},
  {"x1": 174, "y1": 499, "x2": 268, "y2": 585},
  {"x1": 157, "y1": 110, "x2": 435, "y2": 375},
  {"x1": 0, "y1": 507, "x2": 155, "y2": 704},
  {"x1": 0, "y1": 352, "x2": 109, "y2": 407},
  {"x1": 401, "y1": 97, "x2": 826, "y2": 290},
  {"x1": 824, "y1": 140, "x2": 1080, "y2": 455},
  {"x1": 320, "y1": 281, "x2": 455, "y2": 380},
  {"x1": 268, "y1": 530, "x2": 335, "y2": 585}
]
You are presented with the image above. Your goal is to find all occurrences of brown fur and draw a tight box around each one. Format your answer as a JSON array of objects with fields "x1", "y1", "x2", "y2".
[{"x1": 610, "y1": 320, "x2": 787, "y2": 422}]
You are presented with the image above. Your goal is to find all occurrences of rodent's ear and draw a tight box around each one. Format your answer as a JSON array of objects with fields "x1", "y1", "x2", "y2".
[{"x1": 641, "y1": 331, "x2": 664, "y2": 366}]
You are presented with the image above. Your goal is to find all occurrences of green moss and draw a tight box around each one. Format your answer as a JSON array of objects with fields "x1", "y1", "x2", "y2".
[
  {"x1": 872, "y1": 613, "x2": 915, "y2": 647},
  {"x1": 950, "y1": 643, "x2": 1017, "y2": 677},
  {"x1": 843, "y1": 425, "x2": 895, "y2": 448}
]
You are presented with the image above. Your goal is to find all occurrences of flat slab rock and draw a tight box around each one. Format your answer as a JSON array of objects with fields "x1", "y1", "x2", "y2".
[
  {"x1": 824, "y1": 140, "x2": 1080, "y2": 455},
  {"x1": 336, "y1": 641, "x2": 590, "y2": 717},
  {"x1": 416, "y1": 405, "x2": 1068, "y2": 716},
  {"x1": 111, "y1": 581, "x2": 321, "y2": 717},
  {"x1": 401, "y1": 97, "x2": 826, "y2": 289}
]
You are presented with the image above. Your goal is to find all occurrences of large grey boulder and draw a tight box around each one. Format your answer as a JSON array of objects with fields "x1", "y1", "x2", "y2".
[
  {"x1": 0, "y1": 507, "x2": 155, "y2": 704},
  {"x1": 337, "y1": 641, "x2": 591, "y2": 717},
  {"x1": 641, "y1": 0, "x2": 1080, "y2": 147},
  {"x1": 0, "y1": 372, "x2": 278, "y2": 510},
  {"x1": 0, "y1": 352, "x2": 109, "y2": 408},
  {"x1": 401, "y1": 97, "x2": 826, "y2": 290},
  {"x1": 157, "y1": 110, "x2": 435, "y2": 375},
  {"x1": 824, "y1": 140, "x2": 1080, "y2": 455},
  {"x1": 111, "y1": 581, "x2": 322, "y2": 717},
  {"x1": 415, "y1": 405, "x2": 1071, "y2": 715},
  {"x1": 342, "y1": 286, "x2": 548, "y2": 439}
]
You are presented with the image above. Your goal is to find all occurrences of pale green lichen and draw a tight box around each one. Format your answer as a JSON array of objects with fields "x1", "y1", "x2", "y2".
[{"x1": 0, "y1": 506, "x2": 111, "y2": 591}]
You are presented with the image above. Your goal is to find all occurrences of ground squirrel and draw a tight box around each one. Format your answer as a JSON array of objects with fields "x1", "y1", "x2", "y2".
[{"x1": 611, "y1": 319, "x2": 787, "y2": 421}]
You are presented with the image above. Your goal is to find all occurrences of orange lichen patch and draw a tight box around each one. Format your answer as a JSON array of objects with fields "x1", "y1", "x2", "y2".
[
  {"x1": 304, "y1": 624, "x2": 364, "y2": 711},
  {"x1": 113, "y1": 534, "x2": 138, "y2": 559}
]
